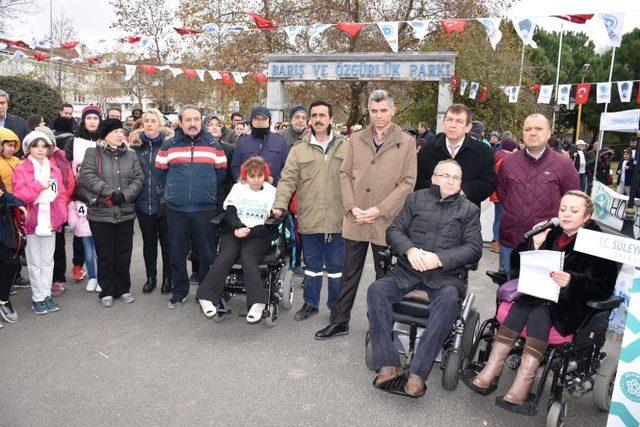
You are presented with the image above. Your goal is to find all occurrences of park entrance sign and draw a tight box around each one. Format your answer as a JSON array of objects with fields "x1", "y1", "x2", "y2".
[{"x1": 265, "y1": 52, "x2": 457, "y2": 132}]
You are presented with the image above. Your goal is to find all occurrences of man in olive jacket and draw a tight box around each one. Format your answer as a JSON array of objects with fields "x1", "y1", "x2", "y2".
[
  {"x1": 315, "y1": 90, "x2": 417, "y2": 340},
  {"x1": 273, "y1": 100, "x2": 348, "y2": 320}
]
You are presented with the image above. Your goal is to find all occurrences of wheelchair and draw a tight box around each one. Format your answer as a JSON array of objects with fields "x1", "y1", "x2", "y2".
[
  {"x1": 206, "y1": 212, "x2": 295, "y2": 327},
  {"x1": 462, "y1": 270, "x2": 622, "y2": 426},
  {"x1": 364, "y1": 250, "x2": 481, "y2": 391}
]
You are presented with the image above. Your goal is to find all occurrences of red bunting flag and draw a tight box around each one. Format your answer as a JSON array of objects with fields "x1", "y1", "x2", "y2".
[
  {"x1": 62, "y1": 41, "x2": 80, "y2": 49},
  {"x1": 527, "y1": 84, "x2": 541, "y2": 92},
  {"x1": 33, "y1": 52, "x2": 50, "y2": 61},
  {"x1": 636, "y1": 82, "x2": 640, "y2": 105},
  {"x1": 140, "y1": 65, "x2": 158, "y2": 74},
  {"x1": 174, "y1": 27, "x2": 201, "y2": 36},
  {"x1": 220, "y1": 72, "x2": 234, "y2": 85},
  {"x1": 575, "y1": 83, "x2": 591, "y2": 105},
  {"x1": 450, "y1": 76, "x2": 460, "y2": 94},
  {"x1": 182, "y1": 68, "x2": 197, "y2": 78},
  {"x1": 553, "y1": 14, "x2": 594, "y2": 24},
  {"x1": 478, "y1": 86, "x2": 489, "y2": 103},
  {"x1": 126, "y1": 36, "x2": 141, "y2": 44},
  {"x1": 336, "y1": 21, "x2": 363, "y2": 37},
  {"x1": 253, "y1": 72, "x2": 268, "y2": 83},
  {"x1": 87, "y1": 57, "x2": 101, "y2": 64},
  {"x1": 8, "y1": 40, "x2": 30, "y2": 49},
  {"x1": 439, "y1": 19, "x2": 467, "y2": 35},
  {"x1": 248, "y1": 13, "x2": 278, "y2": 30}
]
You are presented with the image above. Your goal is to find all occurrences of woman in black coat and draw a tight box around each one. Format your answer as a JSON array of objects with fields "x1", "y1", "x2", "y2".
[{"x1": 466, "y1": 190, "x2": 618, "y2": 406}]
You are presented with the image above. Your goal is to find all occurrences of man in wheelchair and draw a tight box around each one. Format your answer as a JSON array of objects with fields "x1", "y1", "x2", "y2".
[{"x1": 367, "y1": 160, "x2": 482, "y2": 397}]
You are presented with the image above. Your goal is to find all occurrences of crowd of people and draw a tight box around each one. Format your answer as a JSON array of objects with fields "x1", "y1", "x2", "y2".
[{"x1": 0, "y1": 87, "x2": 619, "y2": 401}]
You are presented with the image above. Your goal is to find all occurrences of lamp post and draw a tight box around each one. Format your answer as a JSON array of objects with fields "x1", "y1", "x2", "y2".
[{"x1": 575, "y1": 63, "x2": 590, "y2": 142}]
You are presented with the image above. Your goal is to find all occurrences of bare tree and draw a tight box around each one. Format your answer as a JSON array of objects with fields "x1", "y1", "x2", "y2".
[{"x1": 0, "y1": 0, "x2": 35, "y2": 33}]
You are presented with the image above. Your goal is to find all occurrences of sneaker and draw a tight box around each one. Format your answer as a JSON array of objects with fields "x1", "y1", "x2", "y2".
[
  {"x1": 9, "y1": 286, "x2": 17, "y2": 296},
  {"x1": 101, "y1": 296, "x2": 113, "y2": 307},
  {"x1": 119, "y1": 293, "x2": 135, "y2": 304},
  {"x1": 72, "y1": 265, "x2": 87, "y2": 282},
  {"x1": 198, "y1": 299, "x2": 217, "y2": 318},
  {"x1": 0, "y1": 301, "x2": 18, "y2": 323},
  {"x1": 44, "y1": 296, "x2": 61, "y2": 312},
  {"x1": 246, "y1": 303, "x2": 266, "y2": 324},
  {"x1": 95, "y1": 283, "x2": 102, "y2": 293},
  {"x1": 167, "y1": 294, "x2": 189, "y2": 310},
  {"x1": 32, "y1": 301, "x2": 48, "y2": 315},
  {"x1": 51, "y1": 282, "x2": 66, "y2": 297},
  {"x1": 13, "y1": 274, "x2": 30, "y2": 288},
  {"x1": 86, "y1": 278, "x2": 98, "y2": 292}
]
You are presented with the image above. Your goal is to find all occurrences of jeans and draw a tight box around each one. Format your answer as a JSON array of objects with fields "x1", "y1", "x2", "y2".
[
  {"x1": 500, "y1": 245, "x2": 513, "y2": 274},
  {"x1": 579, "y1": 173, "x2": 588, "y2": 192},
  {"x1": 492, "y1": 203, "x2": 503, "y2": 242},
  {"x1": 81, "y1": 236, "x2": 97, "y2": 280},
  {"x1": 300, "y1": 233, "x2": 345, "y2": 309},
  {"x1": 137, "y1": 211, "x2": 171, "y2": 281},
  {"x1": 367, "y1": 275, "x2": 459, "y2": 379},
  {"x1": 89, "y1": 220, "x2": 135, "y2": 299}
]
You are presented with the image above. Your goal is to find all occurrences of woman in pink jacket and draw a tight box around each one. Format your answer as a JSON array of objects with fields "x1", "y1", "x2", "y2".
[{"x1": 12, "y1": 131, "x2": 68, "y2": 315}]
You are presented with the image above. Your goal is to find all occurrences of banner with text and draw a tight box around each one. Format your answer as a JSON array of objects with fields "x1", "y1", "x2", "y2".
[
  {"x1": 268, "y1": 61, "x2": 454, "y2": 81},
  {"x1": 591, "y1": 180, "x2": 628, "y2": 231}
]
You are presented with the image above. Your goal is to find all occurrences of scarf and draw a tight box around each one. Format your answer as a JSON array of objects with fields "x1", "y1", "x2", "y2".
[
  {"x1": 29, "y1": 156, "x2": 57, "y2": 236},
  {"x1": 77, "y1": 122, "x2": 101, "y2": 141}
]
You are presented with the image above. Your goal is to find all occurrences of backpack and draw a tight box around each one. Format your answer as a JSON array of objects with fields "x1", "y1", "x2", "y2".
[{"x1": 2, "y1": 202, "x2": 26, "y2": 256}]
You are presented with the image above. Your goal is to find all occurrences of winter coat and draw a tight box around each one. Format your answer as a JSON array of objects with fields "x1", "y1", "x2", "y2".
[
  {"x1": 220, "y1": 126, "x2": 238, "y2": 145},
  {"x1": 154, "y1": 128, "x2": 227, "y2": 213},
  {"x1": 231, "y1": 132, "x2": 289, "y2": 185},
  {"x1": 497, "y1": 148, "x2": 579, "y2": 249},
  {"x1": 273, "y1": 132, "x2": 349, "y2": 234},
  {"x1": 50, "y1": 148, "x2": 75, "y2": 199},
  {"x1": 279, "y1": 127, "x2": 307, "y2": 148},
  {"x1": 386, "y1": 186, "x2": 482, "y2": 297},
  {"x1": 130, "y1": 128, "x2": 174, "y2": 215},
  {"x1": 2, "y1": 114, "x2": 29, "y2": 157},
  {"x1": 340, "y1": 123, "x2": 417, "y2": 246},
  {"x1": 416, "y1": 133, "x2": 496, "y2": 205},
  {"x1": 0, "y1": 155, "x2": 20, "y2": 192},
  {"x1": 489, "y1": 150, "x2": 510, "y2": 203},
  {"x1": 616, "y1": 159, "x2": 635, "y2": 186},
  {"x1": 55, "y1": 132, "x2": 75, "y2": 153},
  {"x1": 509, "y1": 220, "x2": 619, "y2": 336},
  {"x1": 11, "y1": 157, "x2": 68, "y2": 234},
  {"x1": 79, "y1": 141, "x2": 144, "y2": 224},
  {"x1": 67, "y1": 201, "x2": 91, "y2": 237},
  {"x1": 0, "y1": 190, "x2": 24, "y2": 245}
]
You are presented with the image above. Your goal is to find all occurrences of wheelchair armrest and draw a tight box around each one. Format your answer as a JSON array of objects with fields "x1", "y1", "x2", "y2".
[
  {"x1": 586, "y1": 295, "x2": 623, "y2": 311},
  {"x1": 465, "y1": 263, "x2": 478, "y2": 271},
  {"x1": 486, "y1": 270, "x2": 508, "y2": 286},
  {"x1": 210, "y1": 212, "x2": 226, "y2": 227}
]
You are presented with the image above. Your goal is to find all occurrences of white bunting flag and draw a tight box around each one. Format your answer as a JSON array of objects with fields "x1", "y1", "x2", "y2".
[
  {"x1": 508, "y1": 86, "x2": 520, "y2": 103},
  {"x1": 0, "y1": 42, "x2": 7, "y2": 50},
  {"x1": 196, "y1": 69, "x2": 206, "y2": 81},
  {"x1": 208, "y1": 70, "x2": 222, "y2": 80},
  {"x1": 468, "y1": 82, "x2": 479, "y2": 99},
  {"x1": 459, "y1": 79, "x2": 468, "y2": 95},
  {"x1": 377, "y1": 22, "x2": 399, "y2": 52},
  {"x1": 157, "y1": 65, "x2": 170, "y2": 71},
  {"x1": 618, "y1": 81, "x2": 633, "y2": 102},
  {"x1": 221, "y1": 24, "x2": 248, "y2": 36},
  {"x1": 557, "y1": 84, "x2": 571, "y2": 106},
  {"x1": 408, "y1": 20, "x2": 430, "y2": 40},
  {"x1": 537, "y1": 85, "x2": 553, "y2": 104},
  {"x1": 124, "y1": 64, "x2": 137, "y2": 81},
  {"x1": 513, "y1": 18, "x2": 537, "y2": 48},
  {"x1": 597, "y1": 82, "x2": 612, "y2": 104},
  {"x1": 477, "y1": 18, "x2": 502, "y2": 50},
  {"x1": 169, "y1": 67, "x2": 183, "y2": 78},
  {"x1": 103, "y1": 60, "x2": 119, "y2": 67},
  {"x1": 309, "y1": 23, "x2": 331, "y2": 43},
  {"x1": 231, "y1": 71, "x2": 244, "y2": 84},
  {"x1": 13, "y1": 50, "x2": 27, "y2": 60},
  {"x1": 202, "y1": 23, "x2": 219, "y2": 35},
  {"x1": 284, "y1": 25, "x2": 305, "y2": 49},
  {"x1": 33, "y1": 38, "x2": 52, "y2": 50},
  {"x1": 139, "y1": 37, "x2": 151, "y2": 48},
  {"x1": 599, "y1": 13, "x2": 625, "y2": 47}
]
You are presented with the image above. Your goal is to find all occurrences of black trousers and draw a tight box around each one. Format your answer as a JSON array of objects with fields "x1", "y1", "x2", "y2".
[
  {"x1": 53, "y1": 232, "x2": 86, "y2": 283},
  {"x1": 330, "y1": 238, "x2": 386, "y2": 325},
  {"x1": 89, "y1": 220, "x2": 134, "y2": 299},
  {"x1": 137, "y1": 211, "x2": 171, "y2": 281},
  {"x1": 503, "y1": 299, "x2": 552, "y2": 342},
  {"x1": 195, "y1": 232, "x2": 271, "y2": 307},
  {"x1": 0, "y1": 245, "x2": 21, "y2": 301}
]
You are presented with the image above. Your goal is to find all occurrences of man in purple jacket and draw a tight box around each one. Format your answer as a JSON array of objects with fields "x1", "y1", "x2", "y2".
[{"x1": 497, "y1": 114, "x2": 579, "y2": 274}]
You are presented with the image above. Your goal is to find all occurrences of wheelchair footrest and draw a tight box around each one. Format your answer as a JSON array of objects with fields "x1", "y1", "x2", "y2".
[
  {"x1": 374, "y1": 371, "x2": 427, "y2": 398},
  {"x1": 495, "y1": 394, "x2": 538, "y2": 416},
  {"x1": 461, "y1": 368, "x2": 499, "y2": 396}
]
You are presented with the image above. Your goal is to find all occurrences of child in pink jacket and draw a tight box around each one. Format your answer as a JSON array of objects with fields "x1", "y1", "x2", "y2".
[{"x1": 67, "y1": 201, "x2": 99, "y2": 292}]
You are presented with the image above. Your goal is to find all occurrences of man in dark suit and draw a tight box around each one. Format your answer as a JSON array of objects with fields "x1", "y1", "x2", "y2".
[
  {"x1": 415, "y1": 103, "x2": 495, "y2": 206},
  {"x1": 0, "y1": 89, "x2": 29, "y2": 158}
]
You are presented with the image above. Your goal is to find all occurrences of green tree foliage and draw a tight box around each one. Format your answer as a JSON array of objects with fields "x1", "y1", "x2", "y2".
[{"x1": 0, "y1": 76, "x2": 63, "y2": 122}]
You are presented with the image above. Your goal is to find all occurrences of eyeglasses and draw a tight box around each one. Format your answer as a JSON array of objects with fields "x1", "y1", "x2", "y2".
[{"x1": 434, "y1": 173, "x2": 462, "y2": 182}]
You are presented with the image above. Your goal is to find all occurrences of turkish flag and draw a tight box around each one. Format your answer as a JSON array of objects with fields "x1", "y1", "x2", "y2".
[
  {"x1": 87, "y1": 57, "x2": 102, "y2": 64},
  {"x1": 527, "y1": 84, "x2": 541, "y2": 92},
  {"x1": 174, "y1": 27, "x2": 201, "y2": 36},
  {"x1": 62, "y1": 41, "x2": 80, "y2": 49},
  {"x1": 553, "y1": 14, "x2": 594, "y2": 24},
  {"x1": 253, "y1": 72, "x2": 268, "y2": 83},
  {"x1": 141, "y1": 65, "x2": 158, "y2": 74},
  {"x1": 182, "y1": 68, "x2": 198, "y2": 78},
  {"x1": 248, "y1": 13, "x2": 277, "y2": 30},
  {"x1": 336, "y1": 22, "x2": 363, "y2": 38},
  {"x1": 636, "y1": 82, "x2": 640, "y2": 104},
  {"x1": 9, "y1": 40, "x2": 30, "y2": 49},
  {"x1": 126, "y1": 36, "x2": 141, "y2": 44},
  {"x1": 439, "y1": 19, "x2": 467, "y2": 35},
  {"x1": 220, "y1": 72, "x2": 234, "y2": 85},
  {"x1": 478, "y1": 86, "x2": 489, "y2": 103},
  {"x1": 450, "y1": 76, "x2": 460, "y2": 93},
  {"x1": 33, "y1": 52, "x2": 50, "y2": 61},
  {"x1": 575, "y1": 83, "x2": 591, "y2": 105}
]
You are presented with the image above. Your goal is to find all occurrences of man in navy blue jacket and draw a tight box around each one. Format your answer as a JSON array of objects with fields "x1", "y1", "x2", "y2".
[
  {"x1": 231, "y1": 107, "x2": 289, "y2": 185},
  {"x1": 0, "y1": 89, "x2": 29, "y2": 158},
  {"x1": 155, "y1": 105, "x2": 227, "y2": 309}
]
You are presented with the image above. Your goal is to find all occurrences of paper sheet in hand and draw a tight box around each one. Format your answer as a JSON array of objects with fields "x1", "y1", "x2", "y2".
[{"x1": 517, "y1": 250, "x2": 563, "y2": 302}]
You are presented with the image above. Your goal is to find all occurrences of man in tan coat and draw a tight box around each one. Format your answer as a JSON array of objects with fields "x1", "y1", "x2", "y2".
[
  {"x1": 272, "y1": 100, "x2": 349, "y2": 320},
  {"x1": 315, "y1": 90, "x2": 417, "y2": 340}
]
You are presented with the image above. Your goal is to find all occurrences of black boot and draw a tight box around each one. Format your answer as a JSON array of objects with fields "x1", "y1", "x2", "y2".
[
  {"x1": 160, "y1": 278, "x2": 172, "y2": 294},
  {"x1": 143, "y1": 277, "x2": 156, "y2": 294}
]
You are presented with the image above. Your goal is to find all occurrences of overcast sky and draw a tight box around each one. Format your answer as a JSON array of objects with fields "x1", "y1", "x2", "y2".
[{"x1": 4, "y1": 0, "x2": 639, "y2": 50}]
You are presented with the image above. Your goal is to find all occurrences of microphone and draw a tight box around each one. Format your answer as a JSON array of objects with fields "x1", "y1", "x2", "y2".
[{"x1": 523, "y1": 217, "x2": 560, "y2": 239}]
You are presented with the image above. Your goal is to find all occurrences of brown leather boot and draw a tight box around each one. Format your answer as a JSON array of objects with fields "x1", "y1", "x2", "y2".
[
  {"x1": 490, "y1": 240, "x2": 500, "y2": 253},
  {"x1": 472, "y1": 326, "x2": 518, "y2": 390},
  {"x1": 503, "y1": 337, "x2": 548, "y2": 405},
  {"x1": 374, "y1": 366, "x2": 403, "y2": 387}
]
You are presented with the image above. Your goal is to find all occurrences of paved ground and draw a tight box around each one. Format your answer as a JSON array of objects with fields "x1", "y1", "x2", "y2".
[{"x1": 1, "y1": 229, "x2": 618, "y2": 426}]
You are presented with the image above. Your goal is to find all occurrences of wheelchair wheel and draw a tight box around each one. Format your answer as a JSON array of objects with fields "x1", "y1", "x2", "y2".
[
  {"x1": 280, "y1": 270, "x2": 294, "y2": 310},
  {"x1": 593, "y1": 356, "x2": 617, "y2": 411},
  {"x1": 365, "y1": 331, "x2": 375, "y2": 371},
  {"x1": 265, "y1": 303, "x2": 278, "y2": 327},
  {"x1": 211, "y1": 299, "x2": 227, "y2": 323},
  {"x1": 461, "y1": 309, "x2": 480, "y2": 359},
  {"x1": 442, "y1": 349, "x2": 463, "y2": 390},
  {"x1": 546, "y1": 401, "x2": 567, "y2": 427}
]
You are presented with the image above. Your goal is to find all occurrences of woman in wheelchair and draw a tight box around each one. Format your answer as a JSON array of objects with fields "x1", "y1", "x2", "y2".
[
  {"x1": 466, "y1": 190, "x2": 618, "y2": 406},
  {"x1": 195, "y1": 157, "x2": 278, "y2": 324}
]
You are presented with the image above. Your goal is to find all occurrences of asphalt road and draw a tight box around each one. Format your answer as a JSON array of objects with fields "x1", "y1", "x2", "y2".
[{"x1": 0, "y1": 229, "x2": 617, "y2": 426}]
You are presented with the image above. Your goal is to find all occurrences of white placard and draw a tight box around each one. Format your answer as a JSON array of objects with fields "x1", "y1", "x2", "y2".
[
  {"x1": 517, "y1": 250, "x2": 562, "y2": 302},
  {"x1": 575, "y1": 228, "x2": 640, "y2": 267},
  {"x1": 600, "y1": 110, "x2": 640, "y2": 133}
]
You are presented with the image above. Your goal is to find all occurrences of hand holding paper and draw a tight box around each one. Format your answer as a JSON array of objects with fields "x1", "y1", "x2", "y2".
[{"x1": 517, "y1": 250, "x2": 564, "y2": 302}]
